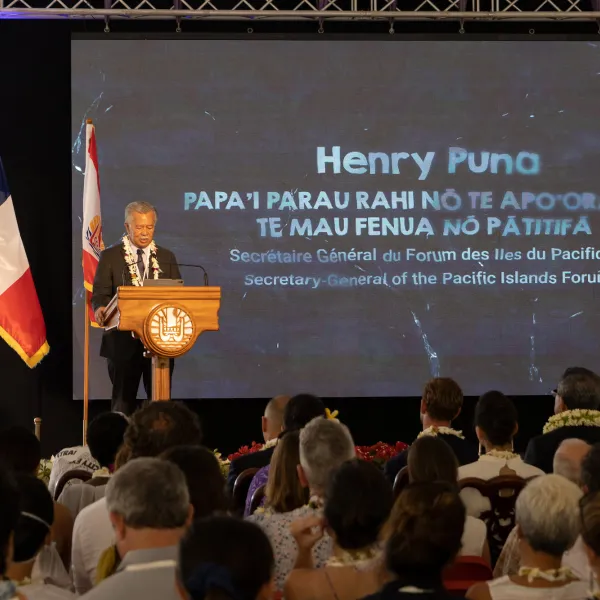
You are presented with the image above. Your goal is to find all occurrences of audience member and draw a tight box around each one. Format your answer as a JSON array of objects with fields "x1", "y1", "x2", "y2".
[
  {"x1": 0, "y1": 426, "x2": 73, "y2": 570},
  {"x1": 466, "y1": 475, "x2": 587, "y2": 600},
  {"x1": 526, "y1": 370, "x2": 600, "y2": 472},
  {"x1": 407, "y1": 436, "x2": 490, "y2": 562},
  {"x1": 249, "y1": 416, "x2": 355, "y2": 591},
  {"x1": 0, "y1": 466, "x2": 21, "y2": 600},
  {"x1": 579, "y1": 490, "x2": 600, "y2": 595},
  {"x1": 161, "y1": 445, "x2": 229, "y2": 517},
  {"x1": 57, "y1": 413, "x2": 129, "y2": 519},
  {"x1": 241, "y1": 394, "x2": 325, "y2": 513},
  {"x1": 286, "y1": 459, "x2": 392, "y2": 600},
  {"x1": 226, "y1": 395, "x2": 292, "y2": 495},
  {"x1": 384, "y1": 378, "x2": 477, "y2": 484},
  {"x1": 178, "y1": 516, "x2": 275, "y2": 600},
  {"x1": 366, "y1": 482, "x2": 465, "y2": 600},
  {"x1": 71, "y1": 401, "x2": 202, "y2": 594},
  {"x1": 256, "y1": 430, "x2": 307, "y2": 516},
  {"x1": 6, "y1": 474, "x2": 73, "y2": 598},
  {"x1": 81, "y1": 458, "x2": 192, "y2": 600},
  {"x1": 459, "y1": 391, "x2": 544, "y2": 517}
]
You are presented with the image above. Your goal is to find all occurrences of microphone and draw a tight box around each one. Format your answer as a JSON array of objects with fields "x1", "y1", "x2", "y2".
[{"x1": 121, "y1": 262, "x2": 210, "y2": 286}]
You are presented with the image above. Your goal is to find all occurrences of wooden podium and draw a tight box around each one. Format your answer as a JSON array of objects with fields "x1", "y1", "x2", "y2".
[{"x1": 103, "y1": 285, "x2": 220, "y2": 401}]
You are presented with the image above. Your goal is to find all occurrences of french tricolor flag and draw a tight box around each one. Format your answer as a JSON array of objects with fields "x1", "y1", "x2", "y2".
[{"x1": 0, "y1": 158, "x2": 49, "y2": 367}]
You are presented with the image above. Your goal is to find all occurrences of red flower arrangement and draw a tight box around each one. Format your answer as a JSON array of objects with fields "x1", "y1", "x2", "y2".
[{"x1": 227, "y1": 441, "x2": 267, "y2": 462}]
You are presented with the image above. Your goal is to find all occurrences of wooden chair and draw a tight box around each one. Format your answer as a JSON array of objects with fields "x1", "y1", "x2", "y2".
[
  {"x1": 444, "y1": 555, "x2": 493, "y2": 596},
  {"x1": 458, "y1": 475, "x2": 531, "y2": 565},
  {"x1": 232, "y1": 467, "x2": 260, "y2": 516},
  {"x1": 53, "y1": 469, "x2": 92, "y2": 501},
  {"x1": 393, "y1": 466, "x2": 410, "y2": 498},
  {"x1": 250, "y1": 484, "x2": 266, "y2": 515}
]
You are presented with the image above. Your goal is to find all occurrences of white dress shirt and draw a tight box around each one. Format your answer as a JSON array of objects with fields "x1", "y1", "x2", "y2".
[
  {"x1": 129, "y1": 242, "x2": 150, "y2": 280},
  {"x1": 71, "y1": 497, "x2": 112, "y2": 595}
]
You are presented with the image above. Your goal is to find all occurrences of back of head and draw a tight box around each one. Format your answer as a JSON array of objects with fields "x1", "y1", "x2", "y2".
[
  {"x1": 474, "y1": 391, "x2": 518, "y2": 447},
  {"x1": 124, "y1": 402, "x2": 202, "y2": 460},
  {"x1": 161, "y1": 446, "x2": 228, "y2": 518},
  {"x1": 299, "y1": 418, "x2": 355, "y2": 492},
  {"x1": 283, "y1": 394, "x2": 326, "y2": 431},
  {"x1": 422, "y1": 378, "x2": 463, "y2": 422},
  {"x1": 12, "y1": 474, "x2": 54, "y2": 563},
  {"x1": 562, "y1": 366, "x2": 597, "y2": 379},
  {"x1": 0, "y1": 426, "x2": 41, "y2": 474},
  {"x1": 266, "y1": 430, "x2": 307, "y2": 513},
  {"x1": 106, "y1": 457, "x2": 190, "y2": 529},
  {"x1": 0, "y1": 466, "x2": 19, "y2": 576},
  {"x1": 581, "y1": 443, "x2": 600, "y2": 493},
  {"x1": 408, "y1": 436, "x2": 458, "y2": 485},
  {"x1": 179, "y1": 516, "x2": 274, "y2": 600},
  {"x1": 516, "y1": 474, "x2": 582, "y2": 557},
  {"x1": 553, "y1": 439, "x2": 591, "y2": 485},
  {"x1": 324, "y1": 459, "x2": 393, "y2": 550},
  {"x1": 385, "y1": 482, "x2": 465, "y2": 583},
  {"x1": 580, "y1": 490, "x2": 600, "y2": 556},
  {"x1": 87, "y1": 412, "x2": 129, "y2": 468},
  {"x1": 264, "y1": 396, "x2": 290, "y2": 430},
  {"x1": 557, "y1": 373, "x2": 600, "y2": 411}
]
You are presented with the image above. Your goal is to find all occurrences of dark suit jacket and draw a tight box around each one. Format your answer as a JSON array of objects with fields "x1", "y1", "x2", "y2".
[
  {"x1": 384, "y1": 434, "x2": 478, "y2": 485},
  {"x1": 525, "y1": 425, "x2": 600, "y2": 473},
  {"x1": 226, "y1": 446, "x2": 276, "y2": 495},
  {"x1": 91, "y1": 242, "x2": 181, "y2": 361}
]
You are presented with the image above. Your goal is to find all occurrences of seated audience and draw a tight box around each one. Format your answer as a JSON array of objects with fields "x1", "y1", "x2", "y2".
[
  {"x1": 0, "y1": 426, "x2": 73, "y2": 570},
  {"x1": 249, "y1": 416, "x2": 356, "y2": 591},
  {"x1": 178, "y1": 516, "x2": 275, "y2": 600},
  {"x1": 579, "y1": 490, "x2": 600, "y2": 595},
  {"x1": 384, "y1": 378, "x2": 477, "y2": 485},
  {"x1": 526, "y1": 369, "x2": 600, "y2": 473},
  {"x1": 365, "y1": 482, "x2": 465, "y2": 600},
  {"x1": 71, "y1": 401, "x2": 202, "y2": 594},
  {"x1": 466, "y1": 474, "x2": 587, "y2": 600},
  {"x1": 242, "y1": 394, "x2": 325, "y2": 514},
  {"x1": 258, "y1": 430, "x2": 307, "y2": 515},
  {"x1": 459, "y1": 391, "x2": 544, "y2": 517},
  {"x1": 161, "y1": 445, "x2": 229, "y2": 517},
  {"x1": 227, "y1": 394, "x2": 291, "y2": 495},
  {"x1": 81, "y1": 457, "x2": 192, "y2": 600},
  {"x1": 408, "y1": 436, "x2": 490, "y2": 562},
  {"x1": 7, "y1": 474, "x2": 73, "y2": 597},
  {"x1": 49, "y1": 413, "x2": 128, "y2": 497},
  {"x1": 494, "y1": 438, "x2": 593, "y2": 578},
  {"x1": 0, "y1": 466, "x2": 22, "y2": 600},
  {"x1": 285, "y1": 459, "x2": 392, "y2": 600},
  {"x1": 57, "y1": 413, "x2": 129, "y2": 518}
]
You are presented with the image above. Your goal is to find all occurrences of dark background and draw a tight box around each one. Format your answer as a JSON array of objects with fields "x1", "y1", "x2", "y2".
[{"x1": 1, "y1": 19, "x2": 595, "y2": 457}]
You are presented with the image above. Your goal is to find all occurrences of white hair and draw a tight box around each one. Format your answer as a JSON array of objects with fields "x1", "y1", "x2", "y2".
[
  {"x1": 106, "y1": 457, "x2": 189, "y2": 528},
  {"x1": 553, "y1": 438, "x2": 591, "y2": 485},
  {"x1": 299, "y1": 417, "x2": 355, "y2": 491},
  {"x1": 124, "y1": 201, "x2": 157, "y2": 223},
  {"x1": 516, "y1": 474, "x2": 582, "y2": 557}
]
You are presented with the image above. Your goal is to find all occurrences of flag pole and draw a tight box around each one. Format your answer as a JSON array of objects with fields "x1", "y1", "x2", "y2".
[{"x1": 83, "y1": 298, "x2": 90, "y2": 445}]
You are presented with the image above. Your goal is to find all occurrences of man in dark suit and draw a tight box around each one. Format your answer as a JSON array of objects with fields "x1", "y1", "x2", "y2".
[
  {"x1": 525, "y1": 369, "x2": 600, "y2": 473},
  {"x1": 384, "y1": 378, "x2": 478, "y2": 485},
  {"x1": 91, "y1": 201, "x2": 181, "y2": 415}
]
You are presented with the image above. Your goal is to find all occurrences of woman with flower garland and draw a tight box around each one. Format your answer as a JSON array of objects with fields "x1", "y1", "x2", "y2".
[
  {"x1": 466, "y1": 475, "x2": 588, "y2": 600},
  {"x1": 459, "y1": 391, "x2": 544, "y2": 517},
  {"x1": 285, "y1": 460, "x2": 393, "y2": 600}
]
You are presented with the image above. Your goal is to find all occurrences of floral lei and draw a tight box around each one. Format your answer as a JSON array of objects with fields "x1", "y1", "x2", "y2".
[
  {"x1": 543, "y1": 409, "x2": 600, "y2": 434},
  {"x1": 122, "y1": 234, "x2": 160, "y2": 286},
  {"x1": 417, "y1": 426, "x2": 464, "y2": 440}
]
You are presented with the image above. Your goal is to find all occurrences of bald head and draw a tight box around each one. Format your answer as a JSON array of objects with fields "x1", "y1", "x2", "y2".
[
  {"x1": 262, "y1": 396, "x2": 290, "y2": 442},
  {"x1": 553, "y1": 439, "x2": 591, "y2": 486}
]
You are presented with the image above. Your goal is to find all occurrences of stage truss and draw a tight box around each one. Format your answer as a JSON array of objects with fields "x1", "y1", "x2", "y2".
[{"x1": 2, "y1": 0, "x2": 600, "y2": 22}]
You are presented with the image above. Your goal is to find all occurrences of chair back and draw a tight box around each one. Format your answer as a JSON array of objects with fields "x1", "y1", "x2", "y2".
[
  {"x1": 444, "y1": 555, "x2": 493, "y2": 596},
  {"x1": 393, "y1": 466, "x2": 410, "y2": 498},
  {"x1": 232, "y1": 468, "x2": 260, "y2": 515},
  {"x1": 54, "y1": 468, "x2": 92, "y2": 501},
  {"x1": 250, "y1": 484, "x2": 266, "y2": 515},
  {"x1": 459, "y1": 475, "x2": 530, "y2": 564}
]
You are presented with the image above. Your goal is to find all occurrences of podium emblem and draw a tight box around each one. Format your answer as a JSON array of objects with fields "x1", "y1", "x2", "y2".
[{"x1": 145, "y1": 304, "x2": 195, "y2": 357}]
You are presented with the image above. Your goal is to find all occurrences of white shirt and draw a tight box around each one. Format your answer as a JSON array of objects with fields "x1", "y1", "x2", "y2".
[
  {"x1": 129, "y1": 242, "x2": 150, "y2": 280},
  {"x1": 459, "y1": 456, "x2": 544, "y2": 517},
  {"x1": 71, "y1": 497, "x2": 112, "y2": 595},
  {"x1": 562, "y1": 536, "x2": 592, "y2": 582},
  {"x1": 487, "y1": 576, "x2": 589, "y2": 599},
  {"x1": 460, "y1": 516, "x2": 487, "y2": 557},
  {"x1": 18, "y1": 583, "x2": 75, "y2": 600},
  {"x1": 58, "y1": 483, "x2": 107, "y2": 521},
  {"x1": 48, "y1": 447, "x2": 99, "y2": 496},
  {"x1": 32, "y1": 544, "x2": 72, "y2": 589}
]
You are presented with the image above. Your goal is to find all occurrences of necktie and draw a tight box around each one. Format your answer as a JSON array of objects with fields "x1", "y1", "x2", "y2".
[{"x1": 136, "y1": 248, "x2": 145, "y2": 280}]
